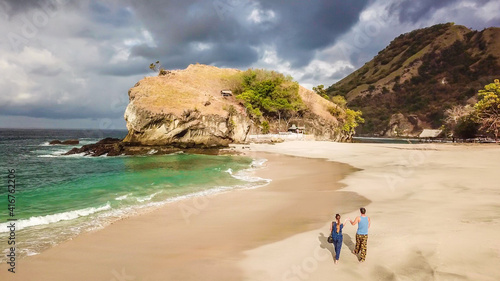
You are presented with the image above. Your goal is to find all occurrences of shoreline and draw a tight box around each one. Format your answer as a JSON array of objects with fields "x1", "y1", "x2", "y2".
[
  {"x1": 0, "y1": 151, "x2": 365, "y2": 280},
  {"x1": 0, "y1": 153, "x2": 267, "y2": 263},
  {"x1": 3, "y1": 141, "x2": 499, "y2": 280}
]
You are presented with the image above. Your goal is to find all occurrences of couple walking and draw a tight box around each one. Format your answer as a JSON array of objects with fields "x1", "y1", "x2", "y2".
[{"x1": 329, "y1": 207, "x2": 370, "y2": 264}]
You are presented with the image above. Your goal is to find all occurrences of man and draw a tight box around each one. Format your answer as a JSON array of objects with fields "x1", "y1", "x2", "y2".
[{"x1": 350, "y1": 207, "x2": 371, "y2": 262}]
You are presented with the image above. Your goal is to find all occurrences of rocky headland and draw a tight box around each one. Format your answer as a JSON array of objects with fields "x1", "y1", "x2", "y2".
[{"x1": 67, "y1": 64, "x2": 352, "y2": 156}]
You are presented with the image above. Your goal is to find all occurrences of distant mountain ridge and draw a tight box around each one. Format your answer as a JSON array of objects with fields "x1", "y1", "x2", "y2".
[{"x1": 327, "y1": 23, "x2": 500, "y2": 136}]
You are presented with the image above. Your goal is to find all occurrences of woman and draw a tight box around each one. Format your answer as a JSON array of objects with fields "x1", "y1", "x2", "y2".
[{"x1": 330, "y1": 213, "x2": 344, "y2": 264}]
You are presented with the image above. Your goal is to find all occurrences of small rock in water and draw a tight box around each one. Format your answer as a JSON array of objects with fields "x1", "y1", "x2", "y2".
[{"x1": 49, "y1": 139, "x2": 79, "y2": 145}]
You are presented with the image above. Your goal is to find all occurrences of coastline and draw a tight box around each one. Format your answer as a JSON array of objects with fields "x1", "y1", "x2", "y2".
[
  {"x1": 0, "y1": 152, "x2": 265, "y2": 263},
  {"x1": 3, "y1": 141, "x2": 499, "y2": 280},
  {"x1": 0, "y1": 151, "x2": 364, "y2": 280}
]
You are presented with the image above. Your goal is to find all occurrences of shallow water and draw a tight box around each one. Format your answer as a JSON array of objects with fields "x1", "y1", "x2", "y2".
[{"x1": 0, "y1": 129, "x2": 269, "y2": 261}]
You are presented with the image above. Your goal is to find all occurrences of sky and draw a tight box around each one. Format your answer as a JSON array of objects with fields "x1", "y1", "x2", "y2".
[{"x1": 0, "y1": 0, "x2": 499, "y2": 130}]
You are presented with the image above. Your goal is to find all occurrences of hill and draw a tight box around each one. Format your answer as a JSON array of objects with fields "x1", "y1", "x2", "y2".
[
  {"x1": 326, "y1": 23, "x2": 500, "y2": 136},
  {"x1": 123, "y1": 64, "x2": 354, "y2": 148}
]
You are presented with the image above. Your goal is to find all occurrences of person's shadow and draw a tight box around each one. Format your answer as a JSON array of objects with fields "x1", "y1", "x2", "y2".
[
  {"x1": 318, "y1": 233, "x2": 335, "y2": 260},
  {"x1": 343, "y1": 233, "x2": 356, "y2": 253}
]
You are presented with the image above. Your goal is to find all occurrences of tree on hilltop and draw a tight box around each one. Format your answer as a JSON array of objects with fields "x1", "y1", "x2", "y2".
[
  {"x1": 313, "y1": 84, "x2": 329, "y2": 99},
  {"x1": 149, "y1": 61, "x2": 169, "y2": 76}
]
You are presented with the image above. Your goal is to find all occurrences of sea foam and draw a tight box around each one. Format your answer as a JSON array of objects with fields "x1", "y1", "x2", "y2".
[
  {"x1": 0, "y1": 202, "x2": 111, "y2": 233},
  {"x1": 136, "y1": 191, "x2": 163, "y2": 202}
]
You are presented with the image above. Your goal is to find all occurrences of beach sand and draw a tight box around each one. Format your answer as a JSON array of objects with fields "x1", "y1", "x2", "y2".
[
  {"x1": 2, "y1": 141, "x2": 500, "y2": 281},
  {"x1": 241, "y1": 142, "x2": 500, "y2": 281}
]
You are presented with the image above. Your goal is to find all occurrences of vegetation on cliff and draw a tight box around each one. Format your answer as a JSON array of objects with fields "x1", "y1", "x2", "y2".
[
  {"x1": 228, "y1": 68, "x2": 363, "y2": 138},
  {"x1": 326, "y1": 23, "x2": 500, "y2": 136},
  {"x1": 320, "y1": 92, "x2": 364, "y2": 136},
  {"x1": 230, "y1": 69, "x2": 306, "y2": 120}
]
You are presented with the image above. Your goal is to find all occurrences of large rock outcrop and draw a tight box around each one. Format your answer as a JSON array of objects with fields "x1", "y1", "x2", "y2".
[
  {"x1": 123, "y1": 64, "x2": 348, "y2": 147},
  {"x1": 383, "y1": 113, "x2": 425, "y2": 137},
  {"x1": 124, "y1": 104, "x2": 251, "y2": 147}
]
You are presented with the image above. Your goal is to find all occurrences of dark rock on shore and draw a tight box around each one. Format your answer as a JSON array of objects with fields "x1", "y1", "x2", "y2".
[
  {"x1": 63, "y1": 138, "x2": 231, "y2": 157},
  {"x1": 64, "y1": 138, "x2": 122, "y2": 156},
  {"x1": 50, "y1": 139, "x2": 80, "y2": 145}
]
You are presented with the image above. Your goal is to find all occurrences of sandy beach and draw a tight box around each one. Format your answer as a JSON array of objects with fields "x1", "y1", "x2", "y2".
[
  {"x1": 2, "y1": 141, "x2": 500, "y2": 280},
  {"x1": 242, "y1": 142, "x2": 500, "y2": 281}
]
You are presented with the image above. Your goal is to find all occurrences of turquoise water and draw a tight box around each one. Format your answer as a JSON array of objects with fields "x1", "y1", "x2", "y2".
[{"x1": 0, "y1": 129, "x2": 268, "y2": 260}]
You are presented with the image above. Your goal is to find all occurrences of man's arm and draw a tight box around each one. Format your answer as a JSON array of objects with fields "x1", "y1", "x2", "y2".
[
  {"x1": 368, "y1": 217, "x2": 371, "y2": 228},
  {"x1": 350, "y1": 216, "x2": 360, "y2": 225}
]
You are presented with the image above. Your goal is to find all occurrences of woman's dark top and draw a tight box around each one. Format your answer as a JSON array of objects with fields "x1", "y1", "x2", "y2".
[{"x1": 331, "y1": 222, "x2": 343, "y2": 239}]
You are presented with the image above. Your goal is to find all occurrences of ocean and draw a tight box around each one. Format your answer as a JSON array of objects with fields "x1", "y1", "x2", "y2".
[{"x1": 0, "y1": 129, "x2": 269, "y2": 261}]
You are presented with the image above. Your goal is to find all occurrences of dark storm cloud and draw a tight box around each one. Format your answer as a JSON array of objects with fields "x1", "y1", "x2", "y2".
[
  {"x1": 258, "y1": 0, "x2": 370, "y2": 66},
  {"x1": 388, "y1": 0, "x2": 490, "y2": 23},
  {"x1": 88, "y1": 1, "x2": 134, "y2": 27},
  {"x1": 128, "y1": 0, "x2": 369, "y2": 68},
  {"x1": 128, "y1": 0, "x2": 258, "y2": 69},
  {"x1": 0, "y1": 102, "x2": 122, "y2": 119},
  {"x1": 1, "y1": 0, "x2": 50, "y2": 15},
  {"x1": 99, "y1": 64, "x2": 149, "y2": 77},
  {"x1": 2, "y1": 0, "x2": 500, "y2": 128}
]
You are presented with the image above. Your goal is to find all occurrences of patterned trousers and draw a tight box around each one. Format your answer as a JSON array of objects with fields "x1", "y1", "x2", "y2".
[{"x1": 354, "y1": 234, "x2": 368, "y2": 261}]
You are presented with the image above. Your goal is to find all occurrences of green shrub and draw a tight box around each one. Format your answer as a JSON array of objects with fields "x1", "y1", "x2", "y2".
[
  {"x1": 232, "y1": 69, "x2": 306, "y2": 120},
  {"x1": 454, "y1": 115, "x2": 479, "y2": 139},
  {"x1": 342, "y1": 109, "x2": 365, "y2": 134},
  {"x1": 261, "y1": 120, "x2": 270, "y2": 134},
  {"x1": 327, "y1": 106, "x2": 342, "y2": 118},
  {"x1": 331, "y1": 95, "x2": 347, "y2": 108}
]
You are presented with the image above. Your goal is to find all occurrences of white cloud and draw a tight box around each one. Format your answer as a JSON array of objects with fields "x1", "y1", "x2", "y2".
[
  {"x1": 194, "y1": 42, "x2": 212, "y2": 51},
  {"x1": 429, "y1": 0, "x2": 500, "y2": 25},
  {"x1": 251, "y1": 46, "x2": 355, "y2": 89},
  {"x1": 141, "y1": 29, "x2": 156, "y2": 48},
  {"x1": 110, "y1": 47, "x2": 130, "y2": 64},
  {"x1": 248, "y1": 8, "x2": 276, "y2": 24}
]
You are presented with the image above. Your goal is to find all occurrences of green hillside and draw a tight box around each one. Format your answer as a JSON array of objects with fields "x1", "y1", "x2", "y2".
[{"x1": 327, "y1": 23, "x2": 500, "y2": 136}]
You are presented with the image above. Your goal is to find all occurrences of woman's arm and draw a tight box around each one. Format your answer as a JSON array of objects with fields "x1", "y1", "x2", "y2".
[{"x1": 330, "y1": 222, "x2": 333, "y2": 232}]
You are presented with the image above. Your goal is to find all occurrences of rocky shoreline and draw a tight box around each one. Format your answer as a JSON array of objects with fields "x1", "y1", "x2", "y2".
[{"x1": 63, "y1": 138, "x2": 236, "y2": 157}]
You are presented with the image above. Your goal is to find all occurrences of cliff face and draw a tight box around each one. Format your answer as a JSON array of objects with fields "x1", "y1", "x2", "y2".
[
  {"x1": 327, "y1": 23, "x2": 500, "y2": 136},
  {"x1": 123, "y1": 64, "x2": 347, "y2": 147},
  {"x1": 124, "y1": 103, "x2": 251, "y2": 147}
]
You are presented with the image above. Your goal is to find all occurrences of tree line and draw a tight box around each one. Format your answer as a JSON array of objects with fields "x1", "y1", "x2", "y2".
[{"x1": 444, "y1": 79, "x2": 500, "y2": 140}]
